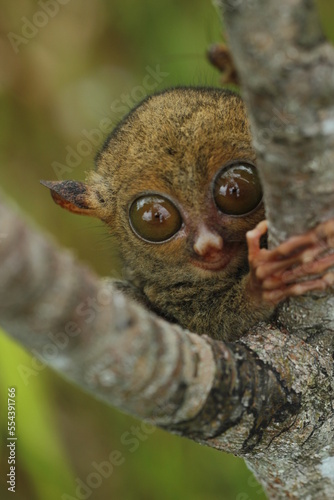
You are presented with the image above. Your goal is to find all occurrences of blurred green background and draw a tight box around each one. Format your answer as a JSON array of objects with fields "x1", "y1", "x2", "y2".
[{"x1": 0, "y1": 1, "x2": 333, "y2": 499}]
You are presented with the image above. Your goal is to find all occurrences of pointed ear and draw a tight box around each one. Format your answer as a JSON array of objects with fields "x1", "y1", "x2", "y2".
[{"x1": 40, "y1": 180, "x2": 98, "y2": 217}]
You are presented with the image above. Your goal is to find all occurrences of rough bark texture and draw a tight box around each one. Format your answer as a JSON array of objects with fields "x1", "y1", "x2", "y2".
[
  {"x1": 1, "y1": 0, "x2": 334, "y2": 498},
  {"x1": 218, "y1": 0, "x2": 334, "y2": 496}
]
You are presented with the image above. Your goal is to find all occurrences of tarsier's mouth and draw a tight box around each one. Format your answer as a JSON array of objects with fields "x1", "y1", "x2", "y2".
[
  {"x1": 190, "y1": 242, "x2": 243, "y2": 272},
  {"x1": 190, "y1": 254, "x2": 233, "y2": 272}
]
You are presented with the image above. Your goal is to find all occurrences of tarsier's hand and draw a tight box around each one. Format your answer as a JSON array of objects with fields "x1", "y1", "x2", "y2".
[{"x1": 246, "y1": 219, "x2": 334, "y2": 305}]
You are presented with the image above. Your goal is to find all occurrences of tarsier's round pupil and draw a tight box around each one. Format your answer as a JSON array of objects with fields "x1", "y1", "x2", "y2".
[
  {"x1": 129, "y1": 195, "x2": 182, "y2": 243},
  {"x1": 213, "y1": 163, "x2": 262, "y2": 215}
]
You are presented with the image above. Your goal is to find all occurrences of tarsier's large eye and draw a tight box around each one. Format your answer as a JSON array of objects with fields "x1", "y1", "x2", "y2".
[
  {"x1": 213, "y1": 162, "x2": 262, "y2": 215},
  {"x1": 129, "y1": 195, "x2": 182, "y2": 243}
]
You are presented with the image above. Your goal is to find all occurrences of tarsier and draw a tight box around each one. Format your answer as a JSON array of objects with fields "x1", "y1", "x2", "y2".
[{"x1": 42, "y1": 87, "x2": 334, "y2": 341}]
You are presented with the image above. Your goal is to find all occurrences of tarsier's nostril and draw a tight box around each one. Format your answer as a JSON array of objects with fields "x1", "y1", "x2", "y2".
[{"x1": 193, "y1": 224, "x2": 223, "y2": 257}]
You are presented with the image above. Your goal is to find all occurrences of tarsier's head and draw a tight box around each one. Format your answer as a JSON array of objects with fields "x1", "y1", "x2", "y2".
[{"x1": 43, "y1": 87, "x2": 264, "y2": 330}]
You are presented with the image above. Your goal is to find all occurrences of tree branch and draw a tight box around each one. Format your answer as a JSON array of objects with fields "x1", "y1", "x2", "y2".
[{"x1": 216, "y1": 0, "x2": 334, "y2": 496}]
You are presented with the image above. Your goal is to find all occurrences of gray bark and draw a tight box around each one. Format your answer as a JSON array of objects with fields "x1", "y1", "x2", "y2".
[{"x1": 218, "y1": 0, "x2": 334, "y2": 496}]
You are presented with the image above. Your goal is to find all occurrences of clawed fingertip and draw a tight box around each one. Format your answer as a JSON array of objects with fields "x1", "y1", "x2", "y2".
[
  {"x1": 324, "y1": 272, "x2": 334, "y2": 286},
  {"x1": 256, "y1": 219, "x2": 268, "y2": 232},
  {"x1": 246, "y1": 220, "x2": 268, "y2": 240}
]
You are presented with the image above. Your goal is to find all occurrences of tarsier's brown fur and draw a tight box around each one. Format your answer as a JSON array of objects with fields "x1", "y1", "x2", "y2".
[{"x1": 43, "y1": 87, "x2": 334, "y2": 341}]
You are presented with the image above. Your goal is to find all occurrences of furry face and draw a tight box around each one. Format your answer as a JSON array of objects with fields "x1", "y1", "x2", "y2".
[
  {"x1": 87, "y1": 88, "x2": 265, "y2": 336},
  {"x1": 42, "y1": 87, "x2": 268, "y2": 340}
]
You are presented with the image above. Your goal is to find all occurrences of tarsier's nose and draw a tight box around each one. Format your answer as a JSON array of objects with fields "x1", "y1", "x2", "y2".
[{"x1": 193, "y1": 224, "x2": 223, "y2": 260}]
